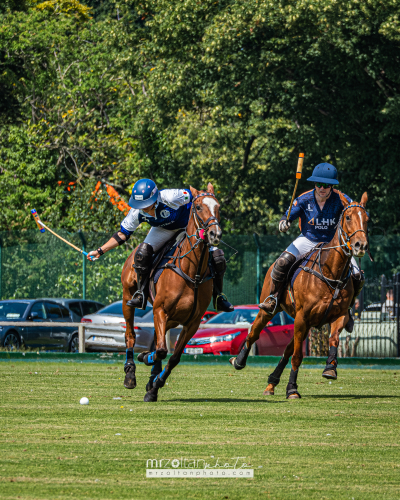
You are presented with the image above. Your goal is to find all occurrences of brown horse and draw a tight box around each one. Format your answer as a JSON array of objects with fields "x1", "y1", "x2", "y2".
[
  {"x1": 229, "y1": 193, "x2": 369, "y2": 399},
  {"x1": 121, "y1": 183, "x2": 222, "y2": 402}
]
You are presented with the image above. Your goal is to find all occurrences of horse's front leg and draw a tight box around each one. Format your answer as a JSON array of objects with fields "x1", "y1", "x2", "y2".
[
  {"x1": 122, "y1": 286, "x2": 137, "y2": 389},
  {"x1": 286, "y1": 312, "x2": 308, "y2": 399},
  {"x1": 322, "y1": 315, "x2": 347, "y2": 380},
  {"x1": 229, "y1": 308, "x2": 277, "y2": 370},
  {"x1": 263, "y1": 338, "x2": 293, "y2": 396},
  {"x1": 143, "y1": 321, "x2": 199, "y2": 402}
]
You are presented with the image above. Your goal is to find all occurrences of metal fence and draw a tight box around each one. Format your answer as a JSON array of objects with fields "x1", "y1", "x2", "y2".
[{"x1": 0, "y1": 230, "x2": 399, "y2": 357}]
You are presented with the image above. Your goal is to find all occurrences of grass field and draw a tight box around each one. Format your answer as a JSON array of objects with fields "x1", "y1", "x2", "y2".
[{"x1": 1, "y1": 361, "x2": 400, "y2": 500}]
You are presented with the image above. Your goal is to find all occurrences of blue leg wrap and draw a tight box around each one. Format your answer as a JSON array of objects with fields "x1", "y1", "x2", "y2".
[
  {"x1": 125, "y1": 348, "x2": 134, "y2": 366},
  {"x1": 151, "y1": 359, "x2": 163, "y2": 378},
  {"x1": 153, "y1": 366, "x2": 171, "y2": 388},
  {"x1": 143, "y1": 351, "x2": 157, "y2": 366}
]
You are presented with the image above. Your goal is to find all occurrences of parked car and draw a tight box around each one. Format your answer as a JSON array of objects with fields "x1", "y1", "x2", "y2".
[
  {"x1": 82, "y1": 301, "x2": 154, "y2": 352},
  {"x1": 201, "y1": 310, "x2": 218, "y2": 323},
  {"x1": 41, "y1": 298, "x2": 104, "y2": 322},
  {"x1": 182, "y1": 305, "x2": 301, "y2": 356},
  {"x1": 0, "y1": 299, "x2": 77, "y2": 351}
]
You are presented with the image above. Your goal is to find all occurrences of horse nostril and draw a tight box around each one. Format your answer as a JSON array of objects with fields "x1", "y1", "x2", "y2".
[{"x1": 354, "y1": 241, "x2": 361, "y2": 249}]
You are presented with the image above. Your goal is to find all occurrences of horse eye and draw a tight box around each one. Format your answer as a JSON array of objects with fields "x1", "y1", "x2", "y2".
[{"x1": 346, "y1": 215, "x2": 351, "y2": 221}]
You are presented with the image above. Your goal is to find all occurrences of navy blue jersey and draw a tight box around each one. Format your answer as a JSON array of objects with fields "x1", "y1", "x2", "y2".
[
  {"x1": 120, "y1": 188, "x2": 193, "y2": 235},
  {"x1": 282, "y1": 188, "x2": 353, "y2": 242}
]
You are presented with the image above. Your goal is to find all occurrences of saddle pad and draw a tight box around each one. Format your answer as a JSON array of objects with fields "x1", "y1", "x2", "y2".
[
  {"x1": 153, "y1": 243, "x2": 179, "y2": 285},
  {"x1": 290, "y1": 249, "x2": 317, "y2": 289}
]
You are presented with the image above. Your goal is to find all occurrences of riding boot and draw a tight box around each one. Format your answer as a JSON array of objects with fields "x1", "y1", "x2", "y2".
[
  {"x1": 345, "y1": 271, "x2": 365, "y2": 333},
  {"x1": 127, "y1": 242, "x2": 153, "y2": 309},
  {"x1": 259, "y1": 251, "x2": 296, "y2": 314},
  {"x1": 211, "y1": 249, "x2": 234, "y2": 313}
]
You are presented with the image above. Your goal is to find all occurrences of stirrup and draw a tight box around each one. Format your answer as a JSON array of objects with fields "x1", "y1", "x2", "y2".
[
  {"x1": 214, "y1": 292, "x2": 233, "y2": 312},
  {"x1": 127, "y1": 290, "x2": 146, "y2": 309},
  {"x1": 259, "y1": 294, "x2": 278, "y2": 314}
]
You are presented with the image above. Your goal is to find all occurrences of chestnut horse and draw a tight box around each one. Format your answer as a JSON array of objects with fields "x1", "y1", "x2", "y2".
[
  {"x1": 229, "y1": 193, "x2": 369, "y2": 399},
  {"x1": 121, "y1": 184, "x2": 221, "y2": 402}
]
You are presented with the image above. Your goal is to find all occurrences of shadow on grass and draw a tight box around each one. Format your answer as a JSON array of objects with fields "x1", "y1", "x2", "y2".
[
  {"x1": 167, "y1": 398, "x2": 286, "y2": 403},
  {"x1": 308, "y1": 394, "x2": 400, "y2": 399}
]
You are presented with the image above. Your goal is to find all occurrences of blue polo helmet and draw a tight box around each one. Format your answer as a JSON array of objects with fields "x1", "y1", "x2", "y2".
[
  {"x1": 307, "y1": 163, "x2": 339, "y2": 185},
  {"x1": 128, "y1": 178, "x2": 159, "y2": 209}
]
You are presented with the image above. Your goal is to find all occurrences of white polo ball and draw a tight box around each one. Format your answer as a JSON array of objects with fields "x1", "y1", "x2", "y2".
[{"x1": 80, "y1": 397, "x2": 89, "y2": 405}]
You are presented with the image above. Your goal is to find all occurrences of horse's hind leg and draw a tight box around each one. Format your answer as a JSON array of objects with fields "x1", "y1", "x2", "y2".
[
  {"x1": 229, "y1": 308, "x2": 277, "y2": 370},
  {"x1": 322, "y1": 315, "x2": 347, "y2": 380},
  {"x1": 263, "y1": 338, "x2": 294, "y2": 396}
]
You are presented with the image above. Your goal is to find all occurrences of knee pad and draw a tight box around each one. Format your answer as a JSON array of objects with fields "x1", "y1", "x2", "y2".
[
  {"x1": 271, "y1": 251, "x2": 296, "y2": 282},
  {"x1": 211, "y1": 248, "x2": 226, "y2": 275},
  {"x1": 134, "y1": 242, "x2": 153, "y2": 271}
]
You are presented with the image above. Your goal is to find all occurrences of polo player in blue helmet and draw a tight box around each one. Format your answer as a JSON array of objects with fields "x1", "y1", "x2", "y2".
[
  {"x1": 87, "y1": 179, "x2": 233, "y2": 312},
  {"x1": 259, "y1": 163, "x2": 364, "y2": 333}
]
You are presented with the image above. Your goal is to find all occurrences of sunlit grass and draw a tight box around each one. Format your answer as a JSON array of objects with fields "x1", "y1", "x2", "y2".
[{"x1": 1, "y1": 361, "x2": 399, "y2": 499}]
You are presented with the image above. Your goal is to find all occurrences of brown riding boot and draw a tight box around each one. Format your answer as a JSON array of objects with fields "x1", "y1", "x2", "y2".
[{"x1": 259, "y1": 251, "x2": 296, "y2": 313}]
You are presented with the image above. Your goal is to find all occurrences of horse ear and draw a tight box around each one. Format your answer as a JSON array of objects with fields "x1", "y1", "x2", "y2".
[
  {"x1": 360, "y1": 192, "x2": 368, "y2": 207},
  {"x1": 190, "y1": 186, "x2": 199, "y2": 198},
  {"x1": 207, "y1": 183, "x2": 215, "y2": 195}
]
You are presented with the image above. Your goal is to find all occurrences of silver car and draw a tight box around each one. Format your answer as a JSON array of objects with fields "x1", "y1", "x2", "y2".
[
  {"x1": 82, "y1": 301, "x2": 182, "y2": 353},
  {"x1": 83, "y1": 301, "x2": 154, "y2": 353}
]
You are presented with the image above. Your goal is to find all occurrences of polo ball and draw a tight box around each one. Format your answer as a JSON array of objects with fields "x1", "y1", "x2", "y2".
[{"x1": 80, "y1": 397, "x2": 89, "y2": 405}]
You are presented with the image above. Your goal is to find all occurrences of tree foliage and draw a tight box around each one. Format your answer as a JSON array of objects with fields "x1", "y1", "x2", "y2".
[{"x1": 0, "y1": 0, "x2": 400, "y2": 237}]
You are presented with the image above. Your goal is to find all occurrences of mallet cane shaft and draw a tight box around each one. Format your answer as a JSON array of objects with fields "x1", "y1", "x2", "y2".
[
  {"x1": 30, "y1": 209, "x2": 95, "y2": 260},
  {"x1": 286, "y1": 153, "x2": 304, "y2": 222}
]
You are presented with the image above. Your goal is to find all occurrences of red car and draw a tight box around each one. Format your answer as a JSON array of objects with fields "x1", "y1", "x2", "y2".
[
  {"x1": 183, "y1": 305, "x2": 301, "y2": 356},
  {"x1": 201, "y1": 310, "x2": 218, "y2": 323}
]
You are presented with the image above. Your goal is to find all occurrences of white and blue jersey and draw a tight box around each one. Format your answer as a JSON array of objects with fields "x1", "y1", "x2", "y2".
[
  {"x1": 282, "y1": 188, "x2": 352, "y2": 243},
  {"x1": 120, "y1": 188, "x2": 193, "y2": 237}
]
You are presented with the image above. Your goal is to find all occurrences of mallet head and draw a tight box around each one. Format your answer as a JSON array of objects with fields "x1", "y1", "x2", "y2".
[{"x1": 31, "y1": 209, "x2": 45, "y2": 233}]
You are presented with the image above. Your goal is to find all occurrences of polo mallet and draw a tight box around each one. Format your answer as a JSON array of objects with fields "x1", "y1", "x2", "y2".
[
  {"x1": 30, "y1": 209, "x2": 96, "y2": 260},
  {"x1": 286, "y1": 152, "x2": 304, "y2": 222}
]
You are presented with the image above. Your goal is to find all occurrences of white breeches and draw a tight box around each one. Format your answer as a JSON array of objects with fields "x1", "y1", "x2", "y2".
[
  {"x1": 144, "y1": 227, "x2": 182, "y2": 253},
  {"x1": 286, "y1": 235, "x2": 360, "y2": 274},
  {"x1": 143, "y1": 226, "x2": 217, "y2": 253}
]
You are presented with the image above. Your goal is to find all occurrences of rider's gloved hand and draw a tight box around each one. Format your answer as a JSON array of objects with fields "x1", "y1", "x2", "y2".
[{"x1": 279, "y1": 220, "x2": 291, "y2": 233}]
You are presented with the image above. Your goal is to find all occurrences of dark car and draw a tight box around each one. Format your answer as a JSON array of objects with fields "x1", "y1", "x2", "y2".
[
  {"x1": 42, "y1": 298, "x2": 104, "y2": 322},
  {"x1": 0, "y1": 299, "x2": 78, "y2": 352}
]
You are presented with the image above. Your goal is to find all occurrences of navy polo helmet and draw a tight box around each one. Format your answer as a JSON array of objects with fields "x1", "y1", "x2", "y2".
[
  {"x1": 128, "y1": 178, "x2": 159, "y2": 209},
  {"x1": 307, "y1": 163, "x2": 339, "y2": 185}
]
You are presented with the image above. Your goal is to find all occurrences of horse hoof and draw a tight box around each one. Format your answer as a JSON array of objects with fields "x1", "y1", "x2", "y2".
[
  {"x1": 322, "y1": 370, "x2": 337, "y2": 380},
  {"x1": 123, "y1": 365, "x2": 136, "y2": 389},
  {"x1": 229, "y1": 357, "x2": 236, "y2": 366},
  {"x1": 144, "y1": 389, "x2": 158, "y2": 402},
  {"x1": 287, "y1": 392, "x2": 301, "y2": 399},
  {"x1": 137, "y1": 351, "x2": 149, "y2": 363},
  {"x1": 263, "y1": 389, "x2": 274, "y2": 396}
]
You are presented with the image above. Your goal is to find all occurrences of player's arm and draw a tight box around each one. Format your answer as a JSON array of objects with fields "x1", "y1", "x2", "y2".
[
  {"x1": 86, "y1": 209, "x2": 139, "y2": 260},
  {"x1": 279, "y1": 198, "x2": 302, "y2": 233},
  {"x1": 160, "y1": 189, "x2": 193, "y2": 208}
]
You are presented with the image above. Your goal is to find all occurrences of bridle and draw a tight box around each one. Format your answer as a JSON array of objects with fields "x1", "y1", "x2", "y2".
[
  {"x1": 191, "y1": 192, "x2": 222, "y2": 237},
  {"x1": 337, "y1": 203, "x2": 370, "y2": 257}
]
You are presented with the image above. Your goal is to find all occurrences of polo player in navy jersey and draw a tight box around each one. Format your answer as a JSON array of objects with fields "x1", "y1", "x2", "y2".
[
  {"x1": 259, "y1": 163, "x2": 365, "y2": 333},
  {"x1": 87, "y1": 179, "x2": 233, "y2": 313}
]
